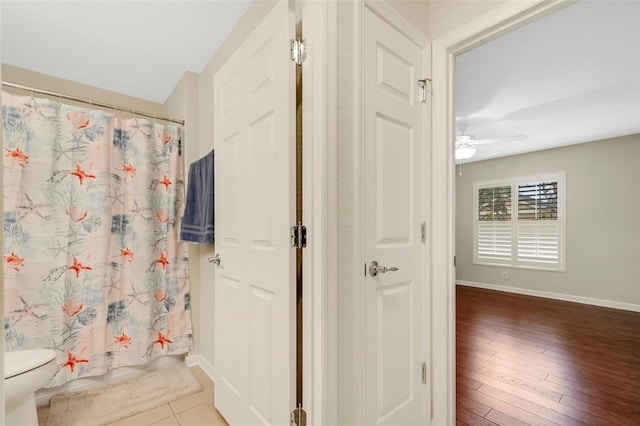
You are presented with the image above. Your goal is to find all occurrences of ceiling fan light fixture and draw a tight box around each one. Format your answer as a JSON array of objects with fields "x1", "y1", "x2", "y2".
[{"x1": 455, "y1": 146, "x2": 476, "y2": 160}]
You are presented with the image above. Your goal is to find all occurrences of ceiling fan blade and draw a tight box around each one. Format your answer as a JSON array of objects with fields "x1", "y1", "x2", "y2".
[
  {"x1": 454, "y1": 143, "x2": 498, "y2": 161},
  {"x1": 470, "y1": 134, "x2": 527, "y2": 145},
  {"x1": 455, "y1": 135, "x2": 473, "y2": 147},
  {"x1": 476, "y1": 145, "x2": 499, "y2": 155}
]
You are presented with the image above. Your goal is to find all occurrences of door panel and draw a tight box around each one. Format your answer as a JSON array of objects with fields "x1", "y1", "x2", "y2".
[
  {"x1": 220, "y1": 132, "x2": 240, "y2": 245},
  {"x1": 378, "y1": 280, "x2": 414, "y2": 417},
  {"x1": 248, "y1": 113, "x2": 275, "y2": 247},
  {"x1": 376, "y1": 44, "x2": 414, "y2": 102},
  {"x1": 376, "y1": 114, "x2": 413, "y2": 245},
  {"x1": 364, "y1": 7, "x2": 426, "y2": 426},
  {"x1": 214, "y1": 1, "x2": 296, "y2": 424}
]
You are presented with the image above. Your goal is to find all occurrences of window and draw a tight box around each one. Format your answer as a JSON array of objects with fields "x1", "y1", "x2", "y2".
[{"x1": 473, "y1": 173, "x2": 565, "y2": 271}]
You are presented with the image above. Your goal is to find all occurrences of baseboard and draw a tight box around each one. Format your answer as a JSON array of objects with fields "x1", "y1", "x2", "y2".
[
  {"x1": 457, "y1": 280, "x2": 640, "y2": 313},
  {"x1": 35, "y1": 355, "x2": 184, "y2": 407},
  {"x1": 185, "y1": 353, "x2": 215, "y2": 384}
]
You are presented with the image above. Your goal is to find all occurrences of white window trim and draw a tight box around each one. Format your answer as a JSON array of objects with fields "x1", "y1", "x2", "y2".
[{"x1": 473, "y1": 172, "x2": 566, "y2": 272}]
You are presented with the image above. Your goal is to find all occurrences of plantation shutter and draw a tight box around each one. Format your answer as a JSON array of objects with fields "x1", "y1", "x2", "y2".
[
  {"x1": 517, "y1": 181, "x2": 561, "y2": 267},
  {"x1": 476, "y1": 186, "x2": 512, "y2": 264}
]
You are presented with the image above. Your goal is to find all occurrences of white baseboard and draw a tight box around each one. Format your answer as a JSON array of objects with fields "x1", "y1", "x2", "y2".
[
  {"x1": 36, "y1": 355, "x2": 184, "y2": 407},
  {"x1": 185, "y1": 353, "x2": 215, "y2": 384},
  {"x1": 457, "y1": 280, "x2": 640, "y2": 313}
]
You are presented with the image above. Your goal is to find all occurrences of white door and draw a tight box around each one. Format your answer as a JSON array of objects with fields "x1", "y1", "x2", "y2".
[
  {"x1": 363, "y1": 6, "x2": 428, "y2": 426},
  {"x1": 213, "y1": 1, "x2": 296, "y2": 424}
]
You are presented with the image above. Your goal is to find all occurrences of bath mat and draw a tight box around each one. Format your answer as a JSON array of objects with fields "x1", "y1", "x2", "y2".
[{"x1": 46, "y1": 364, "x2": 202, "y2": 426}]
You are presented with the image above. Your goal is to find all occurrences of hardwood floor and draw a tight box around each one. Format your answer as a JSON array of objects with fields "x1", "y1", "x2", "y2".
[{"x1": 456, "y1": 285, "x2": 640, "y2": 426}]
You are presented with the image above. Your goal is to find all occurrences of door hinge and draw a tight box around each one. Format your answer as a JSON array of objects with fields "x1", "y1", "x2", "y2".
[
  {"x1": 290, "y1": 38, "x2": 307, "y2": 66},
  {"x1": 291, "y1": 222, "x2": 307, "y2": 249},
  {"x1": 454, "y1": 255, "x2": 456, "y2": 267},
  {"x1": 421, "y1": 362, "x2": 427, "y2": 384},
  {"x1": 418, "y1": 78, "x2": 431, "y2": 103},
  {"x1": 421, "y1": 222, "x2": 426, "y2": 243},
  {"x1": 291, "y1": 404, "x2": 307, "y2": 426}
]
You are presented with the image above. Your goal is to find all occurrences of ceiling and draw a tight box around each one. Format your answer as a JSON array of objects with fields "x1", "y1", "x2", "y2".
[
  {"x1": 455, "y1": 0, "x2": 640, "y2": 163},
  {"x1": 1, "y1": 0, "x2": 252, "y2": 103}
]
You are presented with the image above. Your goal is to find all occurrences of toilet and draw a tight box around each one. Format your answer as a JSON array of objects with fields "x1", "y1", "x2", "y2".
[{"x1": 4, "y1": 349, "x2": 57, "y2": 426}]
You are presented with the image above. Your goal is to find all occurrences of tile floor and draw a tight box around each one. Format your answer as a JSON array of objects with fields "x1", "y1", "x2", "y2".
[{"x1": 37, "y1": 366, "x2": 228, "y2": 426}]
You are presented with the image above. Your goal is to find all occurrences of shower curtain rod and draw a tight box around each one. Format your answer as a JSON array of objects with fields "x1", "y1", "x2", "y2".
[{"x1": 1, "y1": 81, "x2": 185, "y2": 125}]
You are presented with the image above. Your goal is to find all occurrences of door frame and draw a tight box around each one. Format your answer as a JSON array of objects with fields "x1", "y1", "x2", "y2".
[
  {"x1": 429, "y1": 0, "x2": 576, "y2": 424},
  {"x1": 353, "y1": 1, "x2": 431, "y2": 424},
  {"x1": 301, "y1": 1, "x2": 339, "y2": 425}
]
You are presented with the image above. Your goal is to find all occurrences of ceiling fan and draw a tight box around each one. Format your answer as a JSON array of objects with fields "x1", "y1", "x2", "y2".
[{"x1": 455, "y1": 133, "x2": 527, "y2": 160}]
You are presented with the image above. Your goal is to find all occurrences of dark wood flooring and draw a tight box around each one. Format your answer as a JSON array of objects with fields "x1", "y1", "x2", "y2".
[{"x1": 456, "y1": 285, "x2": 640, "y2": 426}]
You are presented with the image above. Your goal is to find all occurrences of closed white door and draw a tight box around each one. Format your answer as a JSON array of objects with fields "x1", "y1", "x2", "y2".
[
  {"x1": 363, "y1": 7, "x2": 428, "y2": 426},
  {"x1": 213, "y1": 1, "x2": 296, "y2": 424}
]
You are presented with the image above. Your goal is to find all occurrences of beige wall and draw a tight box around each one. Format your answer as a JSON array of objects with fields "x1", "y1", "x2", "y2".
[
  {"x1": 336, "y1": 0, "x2": 358, "y2": 423},
  {"x1": 429, "y1": 0, "x2": 508, "y2": 39},
  {"x1": 386, "y1": 0, "x2": 430, "y2": 34},
  {"x1": 455, "y1": 134, "x2": 640, "y2": 306},
  {"x1": 2, "y1": 64, "x2": 166, "y2": 117}
]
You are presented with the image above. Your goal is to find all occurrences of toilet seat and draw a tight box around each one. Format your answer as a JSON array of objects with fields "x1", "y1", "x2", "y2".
[{"x1": 4, "y1": 349, "x2": 57, "y2": 379}]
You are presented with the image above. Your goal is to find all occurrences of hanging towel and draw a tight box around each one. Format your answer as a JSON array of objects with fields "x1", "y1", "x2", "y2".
[{"x1": 180, "y1": 150, "x2": 214, "y2": 244}]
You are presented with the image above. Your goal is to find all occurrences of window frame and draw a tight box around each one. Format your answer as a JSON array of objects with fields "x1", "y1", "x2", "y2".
[{"x1": 472, "y1": 172, "x2": 566, "y2": 272}]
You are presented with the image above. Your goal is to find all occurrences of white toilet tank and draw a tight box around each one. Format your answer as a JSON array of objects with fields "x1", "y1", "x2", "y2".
[{"x1": 5, "y1": 349, "x2": 57, "y2": 380}]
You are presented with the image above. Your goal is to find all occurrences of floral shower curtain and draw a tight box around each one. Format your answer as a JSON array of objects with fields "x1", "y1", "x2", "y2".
[{"x1": 2, "y1": 92, "x2": 192, "y2": 387}]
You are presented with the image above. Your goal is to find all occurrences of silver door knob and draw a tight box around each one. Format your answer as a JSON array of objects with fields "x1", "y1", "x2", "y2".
[
  {"x1": 208, "y1": 253, "x2": 221, "y2": 265},
  {"x1": 368, "y1": 260, "x2": 398, "y2": 277}
]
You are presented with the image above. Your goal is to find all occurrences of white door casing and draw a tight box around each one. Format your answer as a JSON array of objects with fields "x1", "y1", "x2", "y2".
[
  {"x1": 213, "y1": 1, "x2": 296, "y2": 424},
  {"x1": 300, "y1": 0, "x2": 339, "y2": 424},
  {"x1": 363, "y1": 5, "x2": 428, "y2": 426}
]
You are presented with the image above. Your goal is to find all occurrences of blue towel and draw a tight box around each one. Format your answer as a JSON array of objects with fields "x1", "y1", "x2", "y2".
[{"x1": 180, "y1": 150, "x2": 214, "y2": 244}]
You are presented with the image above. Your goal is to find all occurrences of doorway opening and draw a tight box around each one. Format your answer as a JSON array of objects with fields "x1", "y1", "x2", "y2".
[{"x1": 451, "y1": 1, "x2": 640, "y2": 424}]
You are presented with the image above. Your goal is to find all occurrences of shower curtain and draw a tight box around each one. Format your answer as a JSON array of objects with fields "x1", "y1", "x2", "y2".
[{"x1": 2, "y1": 92, "x2": 192, "y2": 387}]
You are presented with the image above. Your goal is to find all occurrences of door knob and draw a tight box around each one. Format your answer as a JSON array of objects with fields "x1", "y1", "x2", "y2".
[
  {"x1": 208, "y1": 253, "x2": 221, "y2": 265},
  {"x1": 368, "y1": 260, "x2": 398, "y2": 277}
]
